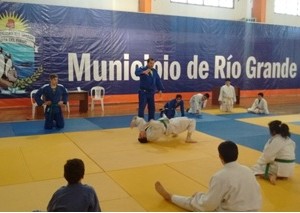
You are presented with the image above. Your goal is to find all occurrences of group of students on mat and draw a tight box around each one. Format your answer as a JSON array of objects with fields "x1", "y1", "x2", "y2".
[
  {"x1": 159, "y1": 80, "x2": 269, "y2": 118},
  {"x1": 46, "y1": 119, "x2": 295, "y2": 212},
  {"x1": 128, "y1": 74, "x2": 293, "y2": 212},
  {"x1": 131, "y1": 117, "x2": 296, "y2": 212},
  {"x1": 35, "y1": 73, "x2": 290, "y2": 211}
]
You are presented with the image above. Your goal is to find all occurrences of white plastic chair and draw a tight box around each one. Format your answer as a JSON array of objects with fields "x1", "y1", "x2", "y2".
[
  {"x1": 30, "y1": 89, "x2": 45, "y2": 119},
  {"x1": 90, "y1": 86, "x2": 105, "y2": 111}
]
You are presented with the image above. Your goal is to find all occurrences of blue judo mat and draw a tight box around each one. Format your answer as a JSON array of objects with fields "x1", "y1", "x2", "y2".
[
  {"x1": 217, "y1": 112, "x2": 273, "y2": 119},
  {"x1": 0, "y1": 113, "x2": 299, "y2": 163},
  {"x1": 0, "y1": 115, "x2": 134, "y2": 137},
  {"x1": 290, "y1": 121, "x2": 300, "y2": 126}
]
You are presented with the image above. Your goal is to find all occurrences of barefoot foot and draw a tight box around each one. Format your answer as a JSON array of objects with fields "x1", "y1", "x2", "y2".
[
  {"x1": 269, "y1": 175, "x2": 277, "y2": 185},
  {"x1": 155, "y1": 181, "x2": 171, "y2": 201}
]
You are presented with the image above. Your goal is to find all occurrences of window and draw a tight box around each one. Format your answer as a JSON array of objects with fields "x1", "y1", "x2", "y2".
[
  {"x1": 274, "y1": 0, "x2": 300, "y2": 16},
  {"x1": 189, "y1": 0, "x2": 204, "y2": 4},
  {"x1": 204, "y1": 0, "x2": 219, "y2": 7},
  {"x1": 170, "y1": 0, "x2": 233, "y2": 8}
]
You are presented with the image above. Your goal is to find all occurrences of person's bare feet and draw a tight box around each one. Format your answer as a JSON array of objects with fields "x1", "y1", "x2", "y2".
[
  {"x1": 269, "y1": 175, "x2": 277, "y2": 185},
  {"x1": 155, "y1": 181, "x2": 172, "y2": 201},
  {"x1": 130, "y1": 116, "x2": 138, "y2": 128}
]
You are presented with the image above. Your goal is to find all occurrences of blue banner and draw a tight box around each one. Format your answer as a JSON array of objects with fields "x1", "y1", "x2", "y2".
[{"x1": 0, "y1": 2, "x2": 299, "y2": 97}]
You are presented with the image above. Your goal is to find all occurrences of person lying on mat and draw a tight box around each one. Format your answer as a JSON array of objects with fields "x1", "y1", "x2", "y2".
[
  {"x1": 47, "y1": 158, "x2": 101, "y2": 212},
  {"x1": 130, "y1": 115, "x2": 197, "y2": 143},
  {"x1": 155, "y1": 141, "x2": 262, "y2": 212},
  {"x1": 252, "y1": 120, "x2": 296, "y2": 185},
  {"x1": 247, "y1": 92, "x2": 269, "y2": 114}
]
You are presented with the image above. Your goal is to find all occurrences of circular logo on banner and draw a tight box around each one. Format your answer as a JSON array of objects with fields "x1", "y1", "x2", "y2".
[{"x1": 0, "y1": 11, "x2": 43, "y2": 95}]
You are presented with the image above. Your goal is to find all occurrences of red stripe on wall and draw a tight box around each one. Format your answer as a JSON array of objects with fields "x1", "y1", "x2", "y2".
[{"x1": 1, "y1": 89, "x2": 299, "y2": 108}]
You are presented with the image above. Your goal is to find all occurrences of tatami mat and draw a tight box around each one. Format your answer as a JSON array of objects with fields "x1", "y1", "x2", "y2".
[
  {"x1": 0, "y1": 115, "x2": 134, "y2": 138},
  {"x1": 65, "y1": 128, "x2": 222, "y2": 171},
  {"x1": 217, "y1": 112, "x2": 272, "y2": 119},
  {"x1": 257, "y1": 164, "x2": 300, "y2": 211},
  {"x1": 203, "y1": 107, "x2": 249, "y2": 115},
  {"x1": 0, "y1": 113, "x2": 299, "y2": 211},
  {"x1": 0, "y1": 134, "x2": 103, "y2": 186},
  {"x1": 238, "y1": 114, "x2": 300, "y2": 134},
  {"x1": 108, "y1": 164, "x2": 208, "y2": 212},
  {"x1": 0, "y1": 173, "x2": 145, "y2": 212}
]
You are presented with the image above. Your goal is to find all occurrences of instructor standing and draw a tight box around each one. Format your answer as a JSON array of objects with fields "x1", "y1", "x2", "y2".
[{"x1": 135, "y1": 57, "x2": 164, "y2": 121}]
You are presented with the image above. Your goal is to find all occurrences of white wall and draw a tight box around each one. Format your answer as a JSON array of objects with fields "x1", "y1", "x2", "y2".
[
  {"x1": 266, "y1": 0, "x2": 300, "y2": 27},
  {"x1": 1, "y1": 0, "x2": 139, "y2": 12},
  {"x1": 152, "y1": 0, "x2": 249, "y2": 22},
  {"x1": 2, "y1": 0, "x2": 300, "y2": 27}
]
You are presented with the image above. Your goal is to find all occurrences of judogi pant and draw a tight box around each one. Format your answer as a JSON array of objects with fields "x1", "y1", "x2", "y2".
[
  {"x1": 220, "y1": 97, "x2": 234, "y2": 112},
  {"x1": 138, "y1": 90, "x2": 155, "y2": 121},
  {"x1": 44, "y1": 105, "x2": 64, "y2": 129}
]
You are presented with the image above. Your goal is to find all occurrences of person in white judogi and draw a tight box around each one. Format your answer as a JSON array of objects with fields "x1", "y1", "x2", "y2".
[
  {"x1": 252, "y1": 120, "x2": 296, "y2": 185},
  {"x1": 187, "y1": 93, "x2": 209, "y2": 114},
  {"x1": 218, "y1": 78, "x2": 236, "y2": 112},
  {"x1": 247, "y1": 92, "x2": 269, "y2": 114},
  {"x1": 155, "y1": 141, "x2": 262, "y2": 212},
  {"x1": 130, "y1": 115, "x2": 197, "y2": 143}
]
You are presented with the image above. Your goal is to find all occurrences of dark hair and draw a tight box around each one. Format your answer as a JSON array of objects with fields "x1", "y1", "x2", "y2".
[
  {"x1": 203, "y1": 93, "x2": 210, "y2": 99},
  {"x1": 64, "y1": 158, "x2": 85, "y2": 184},
  {"x1": 175, "y1": 94, "x2": 182, "y2": 99},
  {"x1": 268, "y1": 120, "x2": 290, "y2": 138},
  {"x1": 147, "y1": 58, "x2": 155, "y2": 63},
  {"x1": 138, "y1": 137, "x2": 148, "y2": 143},
  {"x1": 258, "y1": 92, "x2": 264, "y2": 97},
  {"x1": 218, "y1": 141, "x2": 238, "y2": 163},
  {"x1": 225, "y1": 78, "x2": 231, "y2": 82},
  {"x1": 49, "y1": 74, "x2": 58, "y2": 80}
]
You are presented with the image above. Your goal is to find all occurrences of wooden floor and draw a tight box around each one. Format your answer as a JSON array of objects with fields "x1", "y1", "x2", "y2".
[{"x1": 0, "y1": 96, "x2": 299, "y2": 122}]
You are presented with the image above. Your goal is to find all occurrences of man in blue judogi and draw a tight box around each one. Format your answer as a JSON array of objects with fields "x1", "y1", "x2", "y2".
[
  {"x1": 135, "y1": 57, "x2": 164, "y2": 121},
  {"x1": 35, "y1": 74, "x2": 68, "y2": 129},
  {"x1": 160, "y1": 94, "x2": 185, "y2": 119}
]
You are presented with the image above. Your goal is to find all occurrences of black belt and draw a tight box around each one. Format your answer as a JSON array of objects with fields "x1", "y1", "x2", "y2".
[{"x1": 140, "y1": 88, "x2": 153, "y2": 93}]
